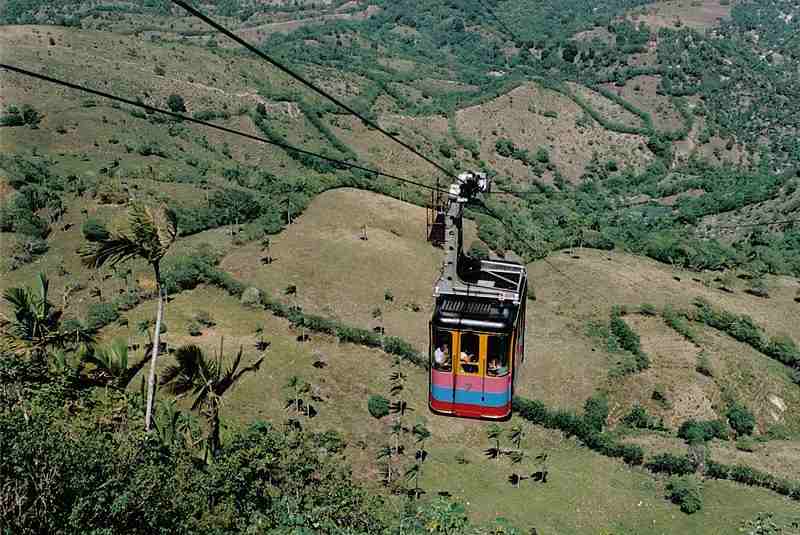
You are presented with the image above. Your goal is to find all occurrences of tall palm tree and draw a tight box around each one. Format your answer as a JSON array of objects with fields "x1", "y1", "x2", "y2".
[
  {"x1": 160, "y1": 340, "x2": 263, "y2": 457},
  {"x1": 80, "y1": 202, "x2": 177, "y2": 431},
  {"x1": 0, "y1": 273, "x2": 90, "y2": 361},
  {"x1": 81, "y1": 337, "x2": 153, "y2": 390}
]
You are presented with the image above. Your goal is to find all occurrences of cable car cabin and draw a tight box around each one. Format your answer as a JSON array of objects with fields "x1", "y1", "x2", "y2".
[
  {"x1": 429, "y1": 258, "x2": 527, "y2": 419},
  {"x1": 427, "y1": 172, "x2": 528, "y2": 420}
]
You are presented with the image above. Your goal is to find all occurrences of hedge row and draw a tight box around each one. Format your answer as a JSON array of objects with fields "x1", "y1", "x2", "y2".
[
  {"x1": 256, "y1": 294, "x2": 427, "y2": 368},
  {"x1": 693, "y1": 297, "x2": 800, "y2": 368},
  {"x1": 706, "y1": 460, "x2": 800, "y2": 499},
  {"x1": 514, "y1": 396, "x2": 800, "y2": 501},
  {"x1": 512, "y1": 397, "x2": 644, "y2": 466}
]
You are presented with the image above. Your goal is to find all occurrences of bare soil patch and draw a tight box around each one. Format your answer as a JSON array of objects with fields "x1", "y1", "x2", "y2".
[{"x1": 455, "y1": 82, "x2": 652, "y2": 183}]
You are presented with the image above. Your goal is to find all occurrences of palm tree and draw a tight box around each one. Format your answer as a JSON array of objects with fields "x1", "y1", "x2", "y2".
[
  {"x1": 153, "y1": 399, "x2": 201, "y2": 451},
  {"x1": 80, "y1": 202, "x2": 177, "y2": 432},
  {"x1": 81, "y1": 337, "x2": 153, "y2": 389},
  {"x1": 485, "y1": 424, "x2": 503, "y2": 461},
  {"x1": 0, "y1": 273, "x2": 90, "y2": 361},
  {"x1": 160, "y1": 340, "x2": 263, "y2": 457}
]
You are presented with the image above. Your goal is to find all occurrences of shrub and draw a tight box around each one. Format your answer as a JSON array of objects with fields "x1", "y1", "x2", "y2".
[
  {"x1": 620, "y1": 444, "x2": 644, "y2": 465},
  {"x1": 112, "y1": 291, "x2": 140, "y2": 311},
  {"x1": 646, "y1": 453, "x2": 695, "y2": 475},
  {"x1": 651, "y1": 384, "x2": 670, "y2": 408},
  {"x1": 621, "y1": 404, "x2": 664, "y2": 430},
  {"x1": 639, "y1": 303, "x2": 657, "y2": 316},
  {"x1": 677, "y1": 419, "x2": 729, "y2": 443},
  {"x1": 241, "y1": 287, "x2": 262, "y2": 307},
  {"x1": 81, "y1": 218, "x2": 110, "y2": 242},
  {"x1": 467, "y1": 241, "x2": 490, "y2": 260},
  {"x1": 696, "y1": 351, "x2": 713, "y2": 377},
  {"x1": 736, "y1": 437, "x2": 756, "y2": 452},
  {"x1": 194, "y1": 310, "x2": 216, "y2": 327},
  {"x1": 535, "y1": 146, "x2": 550, "y2": 164},
  {"x1": 583, "y1": 393, "x2": 609, "y2": 432},
  {"x1": 187, "y1": 320, "x2": 202, "y2": 337},
  {"x1": 20, "y1": 105, "x2": 41, "y2": 127},
  {"x1": 494, "y1": 138, "x2": 516, "y2": 158},
  {"x1": 727, "y1": 402, "x2": 755, "y2": 436},
  {"x1": 85, "y1": 302, "x2": 120, "y2": 332},
  {"x1": 166, "y1": 94, "x2": 186, "y2": 113},
  {"x1": 0, "y1": 105, "x2": 25, "y2": 126},
  {"x1": 368, "y1": 395, "x2": 390, "y2": 419},
  {"x1": 666, "y1": 475, "x2": 703, "y2": 514}
]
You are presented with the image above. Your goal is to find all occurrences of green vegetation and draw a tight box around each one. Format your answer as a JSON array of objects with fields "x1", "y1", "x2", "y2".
[
  {"x1": 666, "y1": 475, "x2": 704, "y2": 514},
  {"x1": 693, "y1": 298, "x2": 800, "y2": 368},
  {"x1": 621, "y1": 404, "x2": 665, "y2": 431},
  {"x1": 368, "y1": 394, "x2": 390, "y2": 419},
  {"x1": 677, "y1": 419, "x2": 729, "y2": 443},
  {"x1": 727, "y1": 402, "x2": 756, "y2": 437}
]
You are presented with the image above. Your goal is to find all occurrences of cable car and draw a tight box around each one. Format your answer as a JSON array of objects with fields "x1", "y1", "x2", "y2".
[{"x1": 428, "y1": 172, "x2": 528, "y2": 420}]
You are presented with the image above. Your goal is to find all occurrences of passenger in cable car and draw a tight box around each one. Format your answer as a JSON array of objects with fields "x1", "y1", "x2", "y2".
[
  {"x1": 460, "y1": 350, "x2": 478, "y2": 373},
  {"x1": 434, "y1": 343, "x2": 451, "y2": 370}
]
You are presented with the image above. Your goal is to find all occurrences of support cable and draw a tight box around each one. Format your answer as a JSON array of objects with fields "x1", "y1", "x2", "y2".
[{"x1": 0, "y1": 63, "x2": 448, "y2": 195}]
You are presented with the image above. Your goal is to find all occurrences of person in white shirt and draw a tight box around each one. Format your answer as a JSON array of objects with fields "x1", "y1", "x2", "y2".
[{"x1": 434, "y1": 343, "x2": 451, "y2": 369}]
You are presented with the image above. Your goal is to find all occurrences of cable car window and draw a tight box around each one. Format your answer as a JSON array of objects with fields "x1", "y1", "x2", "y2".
[
  {"x1": 459, "y1": 332, "x2": 480, "y2": 374},
  {"x1": 486, "y1": 335, "x2": 509, "y2": 377},
  {"x1": 432, "y1": 329, "x2": 453, "y2": 371}
]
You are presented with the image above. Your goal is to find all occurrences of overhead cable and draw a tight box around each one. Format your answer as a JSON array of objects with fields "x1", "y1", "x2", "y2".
[
  {"x1": 171, "y1": 0, "x2": 457, "y2": 181},
  {"x1": 0, "y1": 63, "x2": 449, "y2": 195}
]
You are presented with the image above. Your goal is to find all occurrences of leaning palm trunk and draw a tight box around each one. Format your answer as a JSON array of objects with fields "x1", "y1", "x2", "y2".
[
  {"x1": 145, "y1": 265, "x2": 163, "y2": 431},
  {"x1": 80, "y1": 202, "x2": 177, "y2": 433}
]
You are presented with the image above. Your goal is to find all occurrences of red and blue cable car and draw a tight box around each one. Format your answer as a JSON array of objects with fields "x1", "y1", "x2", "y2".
[{"x1": 428, "y1": 173, "x2": 528, "y2": 420}]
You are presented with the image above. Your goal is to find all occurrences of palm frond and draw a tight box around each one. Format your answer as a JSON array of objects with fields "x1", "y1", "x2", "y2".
[
  {"x1": 3, "y1": 287, "x2": 32, "y2": 317},
  {"x1": 129, "y1": 203, "x2": 177, "y2": 263},
  {"x1": 80, "y1": 235, "x2": 142, "y2": 269},
  {"x1": 120, "y1": 347, "x2": 154, "y2": 389},
  {"x1": 35, "y1": 272, "x2": 48, "y2": 304},
  {"x1": 160, "y1": 344, "x2": 205, "y2": 395},
  {"x1": 220, "y1": 355, "x2": 264, "y2": 396}
]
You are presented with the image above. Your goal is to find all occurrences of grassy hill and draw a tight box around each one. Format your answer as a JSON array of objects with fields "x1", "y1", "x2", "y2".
[{"x1": 2, "y1": 0, "x2": 800, "y2": 532}]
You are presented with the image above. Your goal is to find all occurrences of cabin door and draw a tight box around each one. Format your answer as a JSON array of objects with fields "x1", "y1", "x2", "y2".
[
  {"x1": 453, "y1": 332, "x2": 483, "y2": 407},
  {"x1": 430, "y1": 328, "x2": 456, "y2": 409}
]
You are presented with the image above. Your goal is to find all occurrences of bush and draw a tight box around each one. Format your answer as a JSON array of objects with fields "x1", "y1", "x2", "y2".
[
  {"x1": 727, "y1": 402, "x2": 755, "y2": 436},
  {"x1": 187, "y1": 320, "x2": 202, "y2": 336},
  {"x1": 467, "y1": 241, "x2": 490, "y2": 260},
  {"x1": 621, "y1": 404, "x2": 664, "y2": 430},
  {"x1": 583, "y1": 393, "x2": 609, "y2": 432},
  {"x1": 646, "y1": 453, "x2": 696, "y2": 475},
  {"x1": 677, "y1": 419, "x2": 729, "y2": 443},
  {"x1": 639, "y1": 303, "x2": 657, "y2": 316},
  {"x1": 112, "y1": 291, "x2": 140, "y2": 311},
  {"x1": 166, "y1": 94, "x2": 186, "y2": 113},
  {"x1": 736, "y1": 437, "x2": 756, "y2": 452},
  {"x1": 194, "y1": 310, "x2": 215, "y2": 327},
  {"x1": 696, "y1": 351, "x2": 713, "y2": 377},
  {"x1": 620, "y1": 444, "x2": 644, "y2": 465},
  {"x1": 535, "y1": 146, "x2": 550, "y2": 164},
  {"x1": 0, "y1": 105, "x2": 25, "y2": 126},
  {"x1": 368, "y1": 395, "x2": 390, "y2": 419},
  {"x1": 666, "y1": 475, "x2": 703, "y2": 514},
  {"x1": 85, "y1": 302, "x2": 120, "y2": 332},
  {"x1": 81, "y1": 218, "x2": 110, "y2": 242},
  {"x1": 241, "y1": 287, "x2": 262, "y2": 307},
  {"x1": 651, "y1": 384, "x2": 670, "y2": 408}
]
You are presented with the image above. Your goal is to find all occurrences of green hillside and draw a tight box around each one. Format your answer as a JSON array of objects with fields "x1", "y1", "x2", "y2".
[{"x1": 2, "y1": 0, "x2": 800, "y2": 533}]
